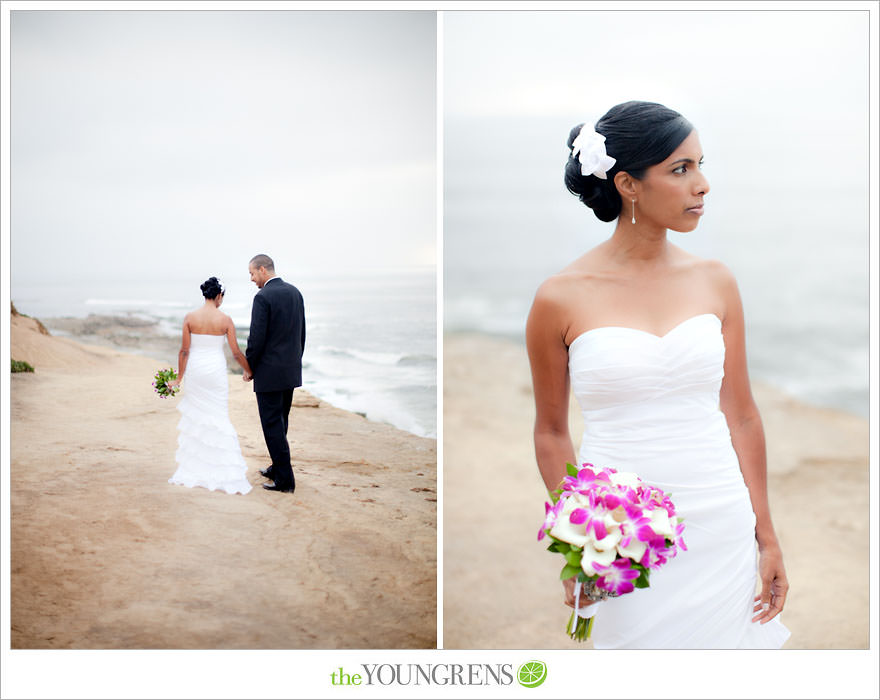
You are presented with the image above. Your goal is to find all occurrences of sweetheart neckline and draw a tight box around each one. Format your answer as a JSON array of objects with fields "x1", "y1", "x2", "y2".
[{"x1": 568, "y1": 313, "x2": 722, "y2": 350}]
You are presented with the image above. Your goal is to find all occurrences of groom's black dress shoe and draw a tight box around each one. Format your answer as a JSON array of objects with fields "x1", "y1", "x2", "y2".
[
  {"x1": 259, "y1": 467, "x2": 275, "y2": 479},
  {"x1": 262, "y1": 482, "x2": 295, "y2": 493}
]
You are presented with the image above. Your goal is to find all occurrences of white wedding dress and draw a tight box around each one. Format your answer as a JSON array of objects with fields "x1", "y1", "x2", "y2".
[
  {"x1": 568, "y1": 313, "x2": 790, "y2": 648},
  {"x1": 169, "y1": 333, "x2": 252, "y2": 495}
]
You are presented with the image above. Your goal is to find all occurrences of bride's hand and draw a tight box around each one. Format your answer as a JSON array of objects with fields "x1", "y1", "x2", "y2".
[
  {"x1": 563, "y1": 577, "x2": 595, "y2": 609},
  {"x1": 752, "y1": 544, "x2": 788, "y2": 624}
]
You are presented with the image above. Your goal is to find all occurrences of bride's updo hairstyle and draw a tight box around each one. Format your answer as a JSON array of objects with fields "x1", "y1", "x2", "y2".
[
  {"x1": 200, "y1": 277, "x2": 224, "y2": 300},
  {"x1": 565, "y1": 101, "x2": 694, "y2": 222}
]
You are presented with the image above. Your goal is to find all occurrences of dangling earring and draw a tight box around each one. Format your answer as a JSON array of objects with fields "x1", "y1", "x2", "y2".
[{"x1": 631, "y1": 199, "x2": 636, "y2": 225}]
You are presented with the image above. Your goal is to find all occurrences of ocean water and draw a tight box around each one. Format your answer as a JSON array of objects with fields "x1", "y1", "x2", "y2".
[
  {"x1": 444, "y1": 116, "x2": 870, "y2": 419},
  {"x1": 12, "y1": 267, "x2": 437, "y2": 439}
]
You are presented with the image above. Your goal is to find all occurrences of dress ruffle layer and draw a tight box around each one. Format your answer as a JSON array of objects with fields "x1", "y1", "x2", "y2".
[
  {"x1": 176, "y1": 412, "x2": 243, "y2": 454},
  {"x1": 168, "y1": 334, "x2": 252, "y2": 496}
]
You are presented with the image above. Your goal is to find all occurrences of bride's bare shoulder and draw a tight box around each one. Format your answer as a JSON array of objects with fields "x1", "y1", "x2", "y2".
[
  {"x1": 670, "y1": 244, "x2": 737, "y2": 285},
  {"x1": 529, "y1": 258, "x2": 606, "y2": 339},
  {"x1": 535, "y1": 250, "x2": 607, "y2": 299}
]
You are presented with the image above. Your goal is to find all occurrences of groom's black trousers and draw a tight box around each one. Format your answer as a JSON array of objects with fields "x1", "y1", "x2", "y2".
[{"x1": 256, "y1": 388, "x2": 295, "y2": 487}]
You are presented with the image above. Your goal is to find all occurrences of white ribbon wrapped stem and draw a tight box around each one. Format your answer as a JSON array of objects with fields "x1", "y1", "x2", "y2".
[{"x1": 574, "y1": 579, "x2": 601, "y2": 620}]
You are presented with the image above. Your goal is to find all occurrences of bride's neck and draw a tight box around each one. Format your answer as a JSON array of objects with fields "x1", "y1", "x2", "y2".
[{"x1": 606, "y1": 220, "x2": 670, "y2": 265}]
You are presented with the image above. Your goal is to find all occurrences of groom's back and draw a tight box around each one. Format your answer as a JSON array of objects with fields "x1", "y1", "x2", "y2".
[{"x1": 249, "y1": 278, "x2": 306, "y2": 390}]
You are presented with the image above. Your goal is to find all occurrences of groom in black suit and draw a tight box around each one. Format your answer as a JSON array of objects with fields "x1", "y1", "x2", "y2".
[{"x1": 244, "y1": 254, "x2": 306, "y2": 494}]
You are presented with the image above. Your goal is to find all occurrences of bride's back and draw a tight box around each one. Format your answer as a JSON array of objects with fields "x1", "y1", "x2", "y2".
[{"x1": 186, "y1": 305, "x2": 229, "y2": 335}]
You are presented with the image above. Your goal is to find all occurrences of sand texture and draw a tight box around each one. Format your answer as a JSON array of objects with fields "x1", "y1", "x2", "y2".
[
  {"x1": 10, "y1": 311, "x2": 437, "y2": 649},
  {"x1": 443, "y1": 333, "x2": 869, "y2": 649}
]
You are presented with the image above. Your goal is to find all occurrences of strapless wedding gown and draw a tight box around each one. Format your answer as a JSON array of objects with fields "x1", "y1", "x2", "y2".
[
  {"x1": 568, "y1": 313, "x2": 790, "y2": 649},
  {"x1": 169, "y1": 333, "x2": 252, "y2": 495}
]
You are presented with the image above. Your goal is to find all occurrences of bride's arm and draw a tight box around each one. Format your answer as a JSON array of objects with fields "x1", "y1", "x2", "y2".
[
  {"x1": 170, "y1": 317, "x2": 191, "y2": 386},
  {"x1": 527, "y1": 281, "x2": 592, "y2": 610},
  {"x1": 715, "y1": 261, "x2": 789, "y2": 624},
  {"x1": 225, "y1": 317, "x2": 252, "y2": 379},
  {"x1": 526, "y1": 280, "x2": 576, "y2": 492}
]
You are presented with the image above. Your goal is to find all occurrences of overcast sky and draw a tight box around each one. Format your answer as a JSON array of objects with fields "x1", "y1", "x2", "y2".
[
  {"x1": 10, "y1": 10, "x2": 436, "y2": 285},
  {"x1": 445, "y1": 10, "x2": 866, "y2": 123},
  {"x1": 444, "y1": 10, "x2": 868, "y2": 188}
]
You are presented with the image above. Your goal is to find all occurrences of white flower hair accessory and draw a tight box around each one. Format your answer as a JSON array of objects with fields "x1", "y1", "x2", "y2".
[{"x1": 571, "y1": 123, "x2": 616, "y2": 180}]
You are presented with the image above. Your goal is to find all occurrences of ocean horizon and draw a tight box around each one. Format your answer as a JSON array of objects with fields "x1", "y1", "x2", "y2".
[{"x1": 12, "y1": 266, "x2": 437, "y2": 439}]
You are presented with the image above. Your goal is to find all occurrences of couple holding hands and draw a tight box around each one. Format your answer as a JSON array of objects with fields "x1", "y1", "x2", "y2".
[{"x1": 167, "y1": 253, "x2": 305, "y2": 495}]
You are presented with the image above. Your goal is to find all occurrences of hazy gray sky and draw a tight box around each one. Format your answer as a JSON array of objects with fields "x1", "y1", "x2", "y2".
[
  {"x1": 445, "y1": 10, "x2": 865, "y2": 120},
  {"x1": 445, "y1": 10, "x2": 868, "y2": 185},
  {"x1": 11, "y1": 10, "x2": 436, "y2": 284}
]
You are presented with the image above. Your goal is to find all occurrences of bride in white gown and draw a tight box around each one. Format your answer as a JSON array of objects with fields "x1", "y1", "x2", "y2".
[
  {"x1": 526, "y1": 101, "x2": 790, "y2": 648},
  {"x1": 167, "y1": 277, "x2": 253, "y2": 495}
]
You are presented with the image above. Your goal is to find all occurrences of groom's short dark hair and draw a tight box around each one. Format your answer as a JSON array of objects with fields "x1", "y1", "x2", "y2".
[{"x1": 250, "y1": 254, "x2": 275, "y2": 271}]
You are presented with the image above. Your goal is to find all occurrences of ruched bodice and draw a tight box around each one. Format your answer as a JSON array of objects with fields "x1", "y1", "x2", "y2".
[
  {"x1": 570, "y1": 314, "x2": 739, "y2": 488},
  {"x1": 567, "y1": 314, "x2": 789, "y2": 649},
  {"x1": 569, "y1": 313, "x2": 724, "y2": 412}
]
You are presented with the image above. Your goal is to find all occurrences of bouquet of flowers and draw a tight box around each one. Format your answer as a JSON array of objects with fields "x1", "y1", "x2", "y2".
[
  {"x1": 538, "y1": 462, "x2": 686, "y2": 641},
  {"x1": 152, "y1": 368, "x2": 180, "y2": 398}
]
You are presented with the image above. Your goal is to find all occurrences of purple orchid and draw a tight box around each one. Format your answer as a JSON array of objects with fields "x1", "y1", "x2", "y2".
[
  {"x1": 602, "y1": 491, "x2": 625, "y2": 511},
  {"x1": 538, "y1": 499, "x2": 565, "y2": 541},
  {"x1": 640, "y1": 535, "x2": 676, "y2": 569},
  {"x1": 561, "y1": 467, "x2": 599, "y2": 494},
  {"x1": 567, "y1": 491, "x2": 608, "y2": 541},
  {"x1": 610, "y1": 501, "x2": 656, "y2": 547},
  {"x1": 594, "y1": 558, "x2": 641, "y2": 596},
  {"x1": 648, "y1": 488, "x2": 678, "y2": 518},
  {"x1": 601, "y1": 485, "x2": 640, "y2": 513},
  {"x1": 634, "y1": 484, "x2": 658, "y2": 507},
  {"x1": 674, "y1": 521, "x2": 687, "y2": 552},
  {"x1": 593, "y1": 466, "x2": 618, "y2": 483}
]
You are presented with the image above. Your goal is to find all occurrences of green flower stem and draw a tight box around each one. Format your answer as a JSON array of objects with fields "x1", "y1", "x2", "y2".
[{"x1": 566, "y1": 610, "x2": 594, "y2": 642}]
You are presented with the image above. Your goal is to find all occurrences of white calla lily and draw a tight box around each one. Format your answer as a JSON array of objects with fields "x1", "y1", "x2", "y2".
[
  {"x1": 549, "y1": 518, "x2": 590, "y2": 548},
  {"x1": 591, "y1": 526, "x2": 622, "y2": 551},
  {"x1": 549, "y1": 494, "x2": 590, "y2": 547},
  {"x1": 608, "y1": 471, "x2": 641, "y2": 489},
  {"x1": 649, "y1": 507, "x2": 675, "y2": 537},
  {"x1": 616, "y1": 536, "x2": 647, "y2": 563},
  {"x1": 580, "y1": 542, "x2": 618, "y2": 575},
  {"x1": 603, "y1": 506, "x2": 625, "y2": 530}
]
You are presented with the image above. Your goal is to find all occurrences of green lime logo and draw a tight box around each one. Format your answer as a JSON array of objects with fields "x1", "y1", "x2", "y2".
[{"x1": 517, "y1": 660, "x2": 547, "y2": 688}]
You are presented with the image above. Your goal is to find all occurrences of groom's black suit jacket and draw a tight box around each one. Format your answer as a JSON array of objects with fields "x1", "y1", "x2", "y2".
[{"x1": 246, "y1": 277, "x2": 306, "y2": 393}]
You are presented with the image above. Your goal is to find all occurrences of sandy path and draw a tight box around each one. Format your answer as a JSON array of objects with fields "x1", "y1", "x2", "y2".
[
  {"x1": 10, "y1": 313, "x2": 436, "y2": 649},
  {"x1": 442, "y1": 333, "x2": 869, "y2": 649}
]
